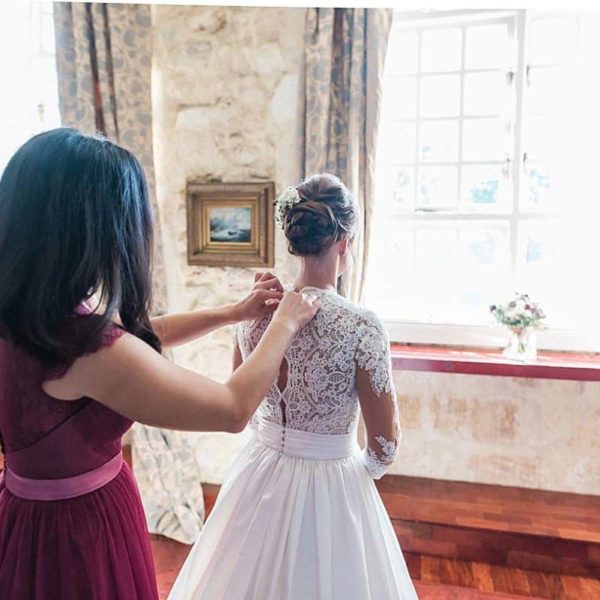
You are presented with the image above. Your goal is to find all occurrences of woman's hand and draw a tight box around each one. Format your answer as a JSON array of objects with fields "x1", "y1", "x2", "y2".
[
  {"x1": 232, "y1": 271, "x2": 285, "y2": 322},
  {"x1": 150, "y1": 272, "x2": 286, "y2": 348},
  {"x1": 270, "y1": 290, "x2": 320, "y2": 334}
]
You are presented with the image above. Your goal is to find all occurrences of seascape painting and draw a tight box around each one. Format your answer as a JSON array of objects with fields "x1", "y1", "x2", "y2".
[{"x1": 209, "y1": 206, "x2": 252, "y2": 243}]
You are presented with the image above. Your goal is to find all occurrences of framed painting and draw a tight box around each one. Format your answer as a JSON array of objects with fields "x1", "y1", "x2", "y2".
[{"x1": 186, "y1": 181, "x2": 275, "y2": 267}]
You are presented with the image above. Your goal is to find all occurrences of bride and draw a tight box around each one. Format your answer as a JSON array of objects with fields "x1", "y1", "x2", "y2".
[{"x1": 169, "y1": 173, "x2": 418, "y2": 599}]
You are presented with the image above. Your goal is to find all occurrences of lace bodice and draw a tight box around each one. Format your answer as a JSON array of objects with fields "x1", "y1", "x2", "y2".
[{"x1": 235, "y1": 287, "x2": 401, "y2": 478}]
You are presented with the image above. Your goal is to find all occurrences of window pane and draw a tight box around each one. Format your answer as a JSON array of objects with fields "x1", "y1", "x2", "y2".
[
  {"x1": 368, "y1": 224, "x2": 463, "y2": 322},
  {"x1": 418, "y1": 166, "x2": 458, "y2": 208},
  {"x1": 389, "y1": 166, "x2": 415, "y2": 209},
  {"x1": 419, "y1": 120, "x2": 459, "y2": 162},
  {"x1": 526, "y1": 66, "x2": 572, "y2": 116},
  {"x1": 363, "y1": 224, "x2": 415, "y2": 318},
  {"x1": 415, "y1": 227, "x2": 460, "y2": 313},
  {"x1": 373, "y1": 227, "x2": 414, "y2": 270},
  {"x1": 524, "y1": 226, "x2": 551, "y2": 269},
  {"x1": 462, "y1": 118, "x2": 507, "y2": 162},
  {"x1": 383, "y1": 121, "x2": 416, "y2": 164},
  {"x1": 524, "y1": 161, "x2": 552, "y2": 209},
  {"x1": 515, "y1": 220, "x2": 600, "y2": 329},
  {"x1": 420, "y1": 74, "x2": 461, "y2": 117},
  {"x1": 580, "y1": 14, "x2": 600, "y2": 67},
  {"x1": 463, "y1": 71, "x2": 509, "y2": 116},
  {"x1": 421, "y1": 27, "x2": 462, "y2": 72},
  {"x1": 32, "y1": 56, "x2": 58, "y2": 102},
  {"x1": 465, "y1": 23, "x2": 510, "y2": 70},
  {"x1": 458, "y1": 225, "x2": 509, "y2": 270},
  {"x1": 522, "y1": 14, "x2": 600, "y2": 216},
  {"x1": 385, "y1": 76, "x2": 418, "y2": 118},
  {"x1": 523, "y1": 114, "x2": 552, "y2": 162},
  {"x1": 41, "y1": 7, "x2": 56, "y2": 53},
  {"x1": 457, "y1": 225, "x2": 510, "y2": 309},
  {"x1": 522, "y1": 153, "x2": 588, "y2": 214},
  {"x1": 461, "y1": 164, "x2": 508, "y2": 210},
  {"x1": 386, "y1": 30, "x2": 419, "y2": 75},
  {"x1": 0, "y1": 3, "x2": 60, "y2": 172},
  {"x1": 416, "y1": 227, "x2": 457, "y2": 269},
  {"x1": 367, "y1": 220, "x2": 517, "y2": 325},
  {"x1": 529, "y1": 16, "x2": 578, "y2": 66}
]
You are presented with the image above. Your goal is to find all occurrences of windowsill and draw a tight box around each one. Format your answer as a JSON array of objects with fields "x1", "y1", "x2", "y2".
[
  {"x1": 384, "y1": 321, "x2": 600, "y2": 354},
  {"x1": 391, "y1": 344, "x2": 600, "y2": 381}
]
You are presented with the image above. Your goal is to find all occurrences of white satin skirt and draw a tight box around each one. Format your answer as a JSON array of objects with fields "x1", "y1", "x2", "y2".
[{"x1": 168, "y1": 421, "x2": 418, "y2": 600}]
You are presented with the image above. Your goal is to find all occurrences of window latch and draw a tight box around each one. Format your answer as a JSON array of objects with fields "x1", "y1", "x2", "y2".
[{"x1": 502, "y1": 156, "x2": 512, "y2": 178}]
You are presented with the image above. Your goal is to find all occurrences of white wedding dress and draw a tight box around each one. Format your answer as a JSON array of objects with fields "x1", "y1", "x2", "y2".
[{"x1": 169, "y1": 287, "x2": 418, "y2": 600}]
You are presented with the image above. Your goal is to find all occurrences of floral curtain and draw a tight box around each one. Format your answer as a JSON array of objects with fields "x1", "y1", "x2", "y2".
[
  {"x1": 53, "y1": 2, "x2": 204, "y2": 544},
  {"x1": 303, "y1": 8, "x2": 392, "y2": 302}
]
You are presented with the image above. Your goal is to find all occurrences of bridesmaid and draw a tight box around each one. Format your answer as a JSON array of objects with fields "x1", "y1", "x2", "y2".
[{"x1": 0, "y1": 128, "x2": 318, "y2": 599}]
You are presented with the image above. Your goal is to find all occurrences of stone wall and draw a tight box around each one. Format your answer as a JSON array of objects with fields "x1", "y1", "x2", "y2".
[
  {"x1": 151, "y1": 6, "x2": 600, "y2": 495},
  {"x1": 151, "y1": 5, "x2": 305, "y2": 481}
]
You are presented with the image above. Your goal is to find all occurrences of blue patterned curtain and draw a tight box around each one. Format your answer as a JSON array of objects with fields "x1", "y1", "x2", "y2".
[
  {"x1": 53, "y1": 2, "x2": 204, "y2": 544},
  {"x1": 304, "y1": 8, "x2": 392, "y2": 302}
]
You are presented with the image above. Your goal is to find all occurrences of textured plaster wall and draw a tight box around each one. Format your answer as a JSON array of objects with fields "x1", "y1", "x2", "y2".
[{"x1": 391, "y1": 372, "x2": 600, "y2": 495}]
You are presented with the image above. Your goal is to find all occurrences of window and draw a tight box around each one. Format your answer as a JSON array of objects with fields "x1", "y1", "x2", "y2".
[
  {"x1": 0, "y1": 2, "x2": 60, "y2": 173},
  {"x1": 366, "y1": 10, "x2": 600, "y2": 351}
]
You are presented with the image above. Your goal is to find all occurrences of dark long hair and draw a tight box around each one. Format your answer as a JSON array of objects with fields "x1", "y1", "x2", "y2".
[{"x1": 0, "y1": 127, "x2": 161, "y2": 363}]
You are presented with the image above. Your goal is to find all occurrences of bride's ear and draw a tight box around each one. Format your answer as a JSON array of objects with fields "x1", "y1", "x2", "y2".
[{"x1": 339, "y1": 237, "x2": 349, "y2": 256}]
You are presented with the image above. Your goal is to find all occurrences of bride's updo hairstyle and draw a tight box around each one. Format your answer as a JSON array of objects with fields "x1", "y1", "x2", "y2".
[{"x1": 283, "y1": 173, "x2": 358, "y2": 256}]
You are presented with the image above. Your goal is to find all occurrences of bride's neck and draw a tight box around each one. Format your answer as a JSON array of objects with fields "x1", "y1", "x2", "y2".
[{"x1": 293, "y1": 253, "x2": 338, "y2": 292}]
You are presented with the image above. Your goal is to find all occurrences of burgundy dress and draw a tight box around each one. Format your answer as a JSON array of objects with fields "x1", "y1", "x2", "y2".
[{"x1": 0, "y1": 325, "x2": 158, "y2": 599}]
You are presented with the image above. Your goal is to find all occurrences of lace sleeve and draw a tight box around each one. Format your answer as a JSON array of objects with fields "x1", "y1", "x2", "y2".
[{"x1": 355, "y1": 313, "x2": 401, "y2": 479}]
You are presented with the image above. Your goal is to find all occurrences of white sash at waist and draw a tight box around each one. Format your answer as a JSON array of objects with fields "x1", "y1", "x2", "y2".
[{"x1": 255, "y1": 420, "x2": 359, "y2": 460}]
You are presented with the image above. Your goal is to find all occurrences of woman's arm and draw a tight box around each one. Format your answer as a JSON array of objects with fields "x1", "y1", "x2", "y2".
[
  {"x1": 232, "y1": 340, "x2": 243, "y2": 372},
  {"x1": 152, "y1": 272, "x2": 283, "y2": 348},
  {"x1": 43, "y1": 292, "x2": 317, "y2": 433}
]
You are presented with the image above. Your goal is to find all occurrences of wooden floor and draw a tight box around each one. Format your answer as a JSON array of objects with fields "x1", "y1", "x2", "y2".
[
  {"x1": 405, "y1": 553, "x2": 600, "y2": 599},
  {"x1": 152, "y1": 535, "x2": 600, "y2": 599},
  {"x1": 376, "y1": 476, "x2": 600, "y2": 578},
  {"x1": 152, "y1": 535, "x2": 191, "y2": 600},
  {"x1": 376, "y1": 476, "x2": 600, "y2": 543}
]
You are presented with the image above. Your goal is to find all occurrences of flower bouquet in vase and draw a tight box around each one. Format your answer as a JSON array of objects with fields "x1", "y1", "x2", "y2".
[{"x1": 490, "y1": 293, "x2": 546, "y2": 362}]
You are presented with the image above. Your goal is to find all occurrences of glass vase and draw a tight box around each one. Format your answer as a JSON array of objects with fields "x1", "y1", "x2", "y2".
[{"x1": 503, "y1": 326, "x2": 537, "y2": 362}]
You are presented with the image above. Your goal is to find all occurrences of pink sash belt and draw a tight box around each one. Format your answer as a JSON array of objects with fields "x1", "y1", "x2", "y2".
[{"x1": 2, "y1": 452, "x2": 123, "y2": 501}]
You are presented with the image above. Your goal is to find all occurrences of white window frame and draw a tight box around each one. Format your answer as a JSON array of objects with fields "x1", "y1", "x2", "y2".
[{"x1": 376, "y1": 9, "x2": 600, "y2": 352}]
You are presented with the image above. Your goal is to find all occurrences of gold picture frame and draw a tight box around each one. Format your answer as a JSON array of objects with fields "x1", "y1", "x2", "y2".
[{"x1": 186, "y1": 181, "x2": 275, "y2": 268}]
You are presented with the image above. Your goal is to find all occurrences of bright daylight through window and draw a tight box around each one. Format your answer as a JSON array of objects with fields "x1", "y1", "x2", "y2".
[
  {"x1": 366, "y1": 9, "x2": 600, "y2": 350},
  {"x1": 0, "y1": 2, "x2": 59, "y2": 173}
]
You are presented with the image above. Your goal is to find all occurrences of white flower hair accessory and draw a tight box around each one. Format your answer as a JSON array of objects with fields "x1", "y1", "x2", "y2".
[{"x1": 274, "y1": 186, "x2": 302, "y2": 228}]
